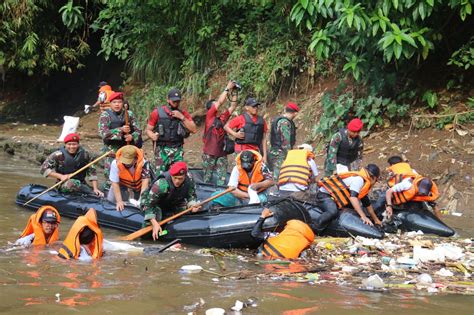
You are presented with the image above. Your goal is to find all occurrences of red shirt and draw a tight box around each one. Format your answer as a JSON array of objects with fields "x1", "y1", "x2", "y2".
[
  {"x1": 227, "y1": 114, "x2": 268, "y2": 152},
  {"x1": 203, "y1": 103, "x2": 231, "y2": 156},
  {"x1": 147, "y1": 105, "x2": 193, "y2": 127}
]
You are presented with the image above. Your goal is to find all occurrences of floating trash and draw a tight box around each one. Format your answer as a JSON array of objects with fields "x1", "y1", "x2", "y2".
[
  {"x1": 362, "y1": 274, "x2": 385, "y2": 289},
  {"x1": 231, "y1": 300, "x2": 244, "y2": 312},
  {"x1": 417, "y1": 273, "x2": 433, "y2": 285},
  {"x1": 180, "y1": 265, "x2": 203, "y2": 274},
  {"x1": 205, "y1": 307, "x2": 225, "y2": 315}
]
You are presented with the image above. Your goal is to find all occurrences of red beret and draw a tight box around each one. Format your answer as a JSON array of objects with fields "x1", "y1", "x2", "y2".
[
  {"x1": 169, "y1": 161, "x2": 188, "y2": 176},
  {"x1": 347, "y1": 118, "x2": 364, "y2": 132},
  {"x1": 109, "y1": 92, "x2": 124, "y2": 102},
  {"x1": 64, "y1": 133, "x2": 80, "y2": 143},
  {"x1": 286, "y1": 102, "x2": 300, "y2": 112}
]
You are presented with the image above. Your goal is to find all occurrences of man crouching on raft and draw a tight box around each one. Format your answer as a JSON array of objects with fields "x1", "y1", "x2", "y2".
[
  {"x1": 315, "y1": 164, "x2": 382, "y2": 230},
  {"x1": 140, "y1": 161, "x2": 201, "y2": 240},
  {"x1": 15, "y1": 206, "x2": 61, "y2": 247},
  {"x1": 40, "y1": 133, "x2": 103, "y2": 196}
]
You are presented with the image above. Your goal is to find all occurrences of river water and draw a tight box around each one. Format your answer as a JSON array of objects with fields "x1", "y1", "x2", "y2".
[{"x1": 0, "y1": 153, "x2": 472, "y2": 314}]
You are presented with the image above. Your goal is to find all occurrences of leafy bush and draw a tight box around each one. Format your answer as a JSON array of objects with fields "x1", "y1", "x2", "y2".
[
  {"x1": 448, "y1": 36, "x2": 474, "y2": 70},
  {"x1": 0, "y1": 0, "x2": 93, "y2": 75},
  {"x1": 313, "y1": 89, "x2": 409, "y2": 140},
  {"x1": 290, "y1": 0, "x2": 472, "y2": 83}
]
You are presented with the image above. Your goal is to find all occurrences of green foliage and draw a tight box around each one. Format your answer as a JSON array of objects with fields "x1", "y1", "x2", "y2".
[
  {"x1": 448, "y1": 37, "x2": 474, "y2": 70},
  {"x1": 290, "y1": 0, "x2": 472, "y2": 83},
  {"x1": 59, "y1": 1, "x2": 85, "y2": 31},
  {"x1": 313, "y1": 90, "x2": 408, "y2": 139},
  {"x1": 422, "y1": 90, "x2": 438, "y2": 109},
  {"x1": 93, "y1": 1, "x2": 303, "y2": 100},
  {"x1": 0, "y1": 0, "x2": 93, "y2": 75}
]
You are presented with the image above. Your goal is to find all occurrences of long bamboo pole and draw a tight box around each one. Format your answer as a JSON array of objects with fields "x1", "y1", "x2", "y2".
[{"x1": 23, "y1": 150, "x2": 113, "y2": 206}]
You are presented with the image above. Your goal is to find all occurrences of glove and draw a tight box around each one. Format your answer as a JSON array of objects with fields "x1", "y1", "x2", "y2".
[{"x1": 14, "y1": 234, "x2": 35, "y2": 247}]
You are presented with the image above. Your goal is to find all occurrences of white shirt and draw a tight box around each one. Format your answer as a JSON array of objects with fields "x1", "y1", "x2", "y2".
[
  {"x1": 227, "y1": 166, "x2": 241, "y2": 188},
  {"x1": 279, "y1": 159, "x2": 319, "y2": 192},
  {"x1": 78, "y1": 245, "x2": 93, "y2": 261},
  {"x1": 109, "y1": 160, "x2": 136, "y2": 183},
  {"x1": 14, "y1": 233, "x2": 35, "y2": 246},
  {"x1": 391, "y1": 177, "x2": 413, "y2": 192},
  {"x1": 319, "y1": 175, "x2": 364, "y2": 194}
]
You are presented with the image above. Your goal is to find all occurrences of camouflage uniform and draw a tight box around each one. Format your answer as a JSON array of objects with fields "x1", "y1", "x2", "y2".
[
  {"x1": 40, "y1": 148, "x2": 97, "y2": 193},
  {"x1": 98, "y1": 109, "x2": 142, "y2": 190},
  {"x1": 202, "y1": 153, "x2": 228, "y2": 186},
  {"x1": 153, "y1": 145, "x2": 184, "y2": 175},
  {"x1": 140, "y1": 175, "x2": 197, "y2": 224},
  {"x1": 268, "y1": 118, "x2": 293, "y2": 179},
  {"x1": 324, "y1": 130, "x2": 364, "y2": 176}
]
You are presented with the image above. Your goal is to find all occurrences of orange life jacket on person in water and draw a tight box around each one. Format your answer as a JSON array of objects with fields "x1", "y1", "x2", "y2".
[
  {"x1": 261, "y1": 220, "x2": 315, "y2": 259},
  {"x1": 387, "y1": 162, "x2": 418, "y2": 187},
  {"x1": 20, "y1": 205, "x2": 61, "y2": 246},
  {"x1": 317, "y1": 168, "x2": 373, "y2": 209},
  {"x1": 98, "y1": 85, "x2": 114, "y2": 111},
  {"x1": 115, "y1": 146, "x2": 144, "y2": 191},
  {"x1": 236, "y1": 150, "x2": 265, "y2": 192},
  {"x1": 278, "y1": 149, "x2": 315, "y2": 187},
  {"x1": 58, "y1": 208, "x2": 103, "y2": 260}
]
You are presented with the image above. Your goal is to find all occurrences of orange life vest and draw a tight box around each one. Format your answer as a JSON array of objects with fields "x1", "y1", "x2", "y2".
[
  {"x1": 115, "y1": 146, "x2": 144, "y2": 191},
  {"x1": 58, "y1": 208, "x2": 103, "y2": 260},
  {"x1": 387, "y1": 162, "x2": 418, "y2": 187},
  {"x1": 236, "y1": 150, "x2": 265, "y2": 192},
  {"x1": 392, "y1": 176, "x2": 440, "y2": 204},
  {"x1": 261, "y1": 220, "x2": 315, "y2": 259},
  {"x1": 20, "y1": 205, "x2": 61, "y2": 246},
  {"x1": 317, "y1": 168, "x2": 373, "y2": 209},
  {"x1": 278, "y1": 149, "x2": 315, "y2": 187},
  {"x1": 98, "y1": 85, "x2": 114, "y2": 111}
]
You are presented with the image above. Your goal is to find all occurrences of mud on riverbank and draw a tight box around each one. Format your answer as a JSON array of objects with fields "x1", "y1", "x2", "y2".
[{"x1": 1, "y1": 111, "x2": 473, "y2": 220}]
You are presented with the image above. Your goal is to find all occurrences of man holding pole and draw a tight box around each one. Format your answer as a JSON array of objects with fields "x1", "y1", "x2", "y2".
[
  {"x1": 98, "y1": 92, "x2": 142, "y2": 190},
  {"x1": 140, "y1": 162, "x2": 200, "y2": 240},
  {"x1": 40, "y1": 133, "x2": 103, "y2": 196}
]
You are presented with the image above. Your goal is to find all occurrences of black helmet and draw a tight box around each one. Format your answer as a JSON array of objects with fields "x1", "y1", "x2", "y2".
[
  {"x1": 387, "y1": 156, "x2": 403, "y2": 165},
  {"x1": 240, "y1": 151, "x2": 255, "y2": 172},
  {"x1": 366, "y1": 164, "x2": 380, "y2": 178},
  {"x1": 417, "y1": 178, "x2": 433, "y2": 195}
]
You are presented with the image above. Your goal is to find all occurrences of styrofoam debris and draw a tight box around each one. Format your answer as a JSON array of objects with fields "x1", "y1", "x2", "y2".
[
  {"x1": 180, "y1": 265, "x2": 203, "y2": 273},
  {"x1": 362, "y1": 274, "x2": 385, "y2": 289},
  {"x1": 435, "y1": 268, "x2": 454, "y2": 277}
]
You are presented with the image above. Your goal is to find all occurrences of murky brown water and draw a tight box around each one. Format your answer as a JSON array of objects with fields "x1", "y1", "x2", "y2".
[{"x1": 0, "y1": 153, "x2": 472, "y2": 314}]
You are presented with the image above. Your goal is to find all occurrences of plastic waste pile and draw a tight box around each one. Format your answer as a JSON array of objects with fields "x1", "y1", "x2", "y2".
[{"x1": 298, "y1": 232, "x2": 473, "y2": 294}]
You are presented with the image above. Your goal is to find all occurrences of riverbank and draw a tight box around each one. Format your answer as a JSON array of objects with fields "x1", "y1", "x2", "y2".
[{"x1": 1, "y1": 109, "x2": 473, "y2": 221}]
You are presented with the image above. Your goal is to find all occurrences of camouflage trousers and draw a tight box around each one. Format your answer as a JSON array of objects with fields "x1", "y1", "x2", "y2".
[
  {"x1": 268, "y1": 148, "x2": 288, "y2": 180},
  {"x1": 58, "y1": 179, "x2": 91, "y2": 194},
  {"x1": 101, "y1": 145, "x2": 121, "y2": 191},
  {"x1": 202, "y1": 153, "x2": 228, "y2": 186},
  {"x1": 153, "y1": 145, "x2": 184, "y2": 176}
]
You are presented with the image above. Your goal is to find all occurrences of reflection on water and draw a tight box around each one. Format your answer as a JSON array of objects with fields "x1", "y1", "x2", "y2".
[{"x1": 0, "y1": 153, "x2": 473, "y2": 314}]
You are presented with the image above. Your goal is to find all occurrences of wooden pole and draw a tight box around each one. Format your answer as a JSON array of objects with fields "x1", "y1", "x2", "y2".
[
  {"x1": 23, "y1": 150, "x2": 113, "y2": 206},
  {"x1": 119, "y1": 187, "x2": 235, "y2": 241}
]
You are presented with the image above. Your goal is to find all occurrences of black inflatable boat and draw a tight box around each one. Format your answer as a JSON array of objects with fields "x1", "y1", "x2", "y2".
[
  {"x1": 15, "y1": 170, "x2": 455, "y2": 247},
  {"x1": 15, "y1": 184, "x2": 315, "y2": 248}
]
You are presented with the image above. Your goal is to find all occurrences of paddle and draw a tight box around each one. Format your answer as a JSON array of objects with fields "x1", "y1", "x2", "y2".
[
  {"x1": 119, "y1": 186, "x2": 235, "y2": 241},
  {"x1": 23, "y1": 150, "x2": 113, "y2": 206}
]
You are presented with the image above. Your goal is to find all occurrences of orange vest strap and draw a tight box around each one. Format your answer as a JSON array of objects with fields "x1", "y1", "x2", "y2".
[{"x1": 262, "y1": 240, "x2": 286, "y2": 259}]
